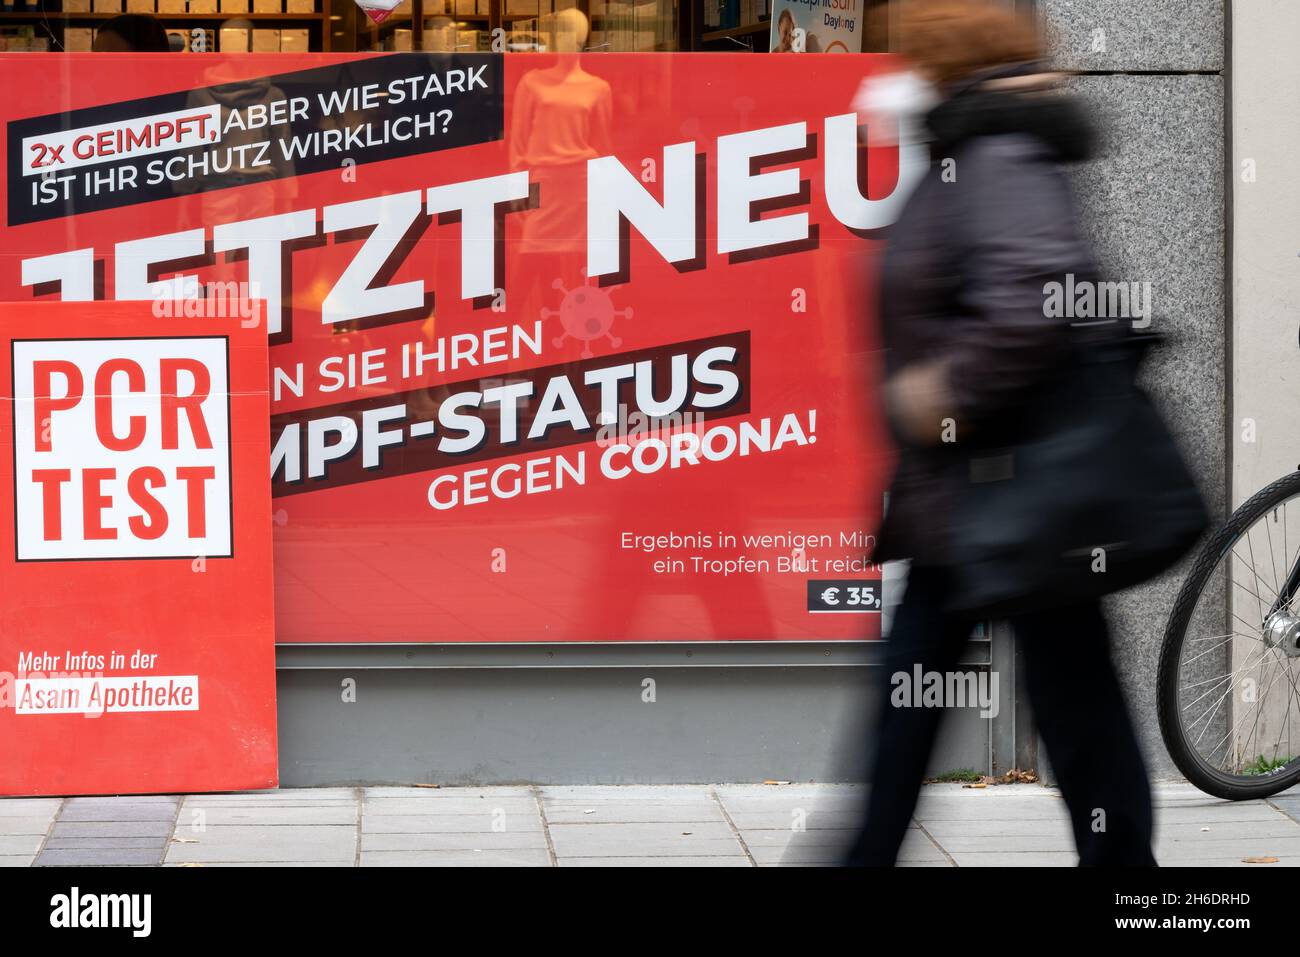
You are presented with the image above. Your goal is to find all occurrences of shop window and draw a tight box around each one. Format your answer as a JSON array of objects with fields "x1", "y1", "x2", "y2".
[{"x1": 0, "y1": 0, "x2": 1036, "y2": 54}]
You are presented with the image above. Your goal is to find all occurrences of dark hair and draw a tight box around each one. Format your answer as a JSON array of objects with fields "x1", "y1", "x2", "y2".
[{"x1": 98, "y1": 14, "x2": 171, "y2": 52}]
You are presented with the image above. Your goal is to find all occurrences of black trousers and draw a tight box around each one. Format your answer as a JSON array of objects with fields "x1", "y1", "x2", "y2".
[{"x1": 846, "y1": 566, "x2": 1157, "y2": 866}]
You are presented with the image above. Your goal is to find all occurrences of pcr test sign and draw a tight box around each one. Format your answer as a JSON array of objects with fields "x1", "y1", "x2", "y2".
[
  {"x1": 13, "y1": 337, "x2": 231, "y2": 560},
  {"x1": 0, "y1": 301, "x2": 277, "y2": 796}
]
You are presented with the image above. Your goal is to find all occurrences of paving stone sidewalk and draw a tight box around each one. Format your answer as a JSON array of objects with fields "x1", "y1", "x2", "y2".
[{"x1": 4, "y1": 782, "x2": 1300, "y2": 867}]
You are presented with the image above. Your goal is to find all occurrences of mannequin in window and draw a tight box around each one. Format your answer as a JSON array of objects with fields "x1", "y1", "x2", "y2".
[{"x1": 509, "y1": 8, "x2": 612, "y2": 262}]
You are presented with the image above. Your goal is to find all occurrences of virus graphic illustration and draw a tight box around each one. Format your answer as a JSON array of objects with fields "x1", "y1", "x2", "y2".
[{"x1": 542, "y1": 275, "x2": 632, "y2": 359}]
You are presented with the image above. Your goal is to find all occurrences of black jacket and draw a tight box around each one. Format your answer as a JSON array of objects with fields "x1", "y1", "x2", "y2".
[{"x1": 873, "y1": 66, "x2": 1099, "y2": 567}]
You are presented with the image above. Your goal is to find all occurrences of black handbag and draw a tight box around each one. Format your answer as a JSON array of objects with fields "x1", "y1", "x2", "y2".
[{"x1": 944, "y1": 329, "x2": 1209, "y2": 618}]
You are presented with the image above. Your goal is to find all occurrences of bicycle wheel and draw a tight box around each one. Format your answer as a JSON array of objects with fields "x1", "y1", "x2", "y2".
[{"x1": 1158, "y1": 470, "x2": 1300, "y2": 799}]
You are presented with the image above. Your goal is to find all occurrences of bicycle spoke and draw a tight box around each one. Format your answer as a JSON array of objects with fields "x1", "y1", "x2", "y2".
[
  {"x1": 1231, "y1": 610, "x2": 1268, "y2": 636},
  {"x1": 1184, "y1": 643, "x2": 1269, "y2": 738},
  {"x1": 1182, "y1": 633, "x2": 1241, "y2": 670},
  {"x1": 1184, "y1": 643, "x2": 1269, "y2": 736},
  {"x1": 1188, "y1": 630, "x2": 1251, "y2": 644},
  {"x1": 1181, "y1": 647, "x2": 1270, "y2": 700},
  {"x1": 1240, "y1": 653, "x2": 1284, "y2": 767},
  {"x1": 1232, "y1": 547, "x2": 1284, "y2": 605},
  {"x1": 1231, "y1": 575, "x2": 1281, "y2": 612},
  {"x1": 1205, "y1": 660, "x2": 1288, "y2": 766},
  {"x1": 1265, "y1": 511, "x2": 1281, "y2": 606},
  {"x1": 1247, "y1": 532, "x2": 1266, "y2": 622},
  {"x1": 1267, "y1": 659, "x2": 1299, "y2": 769}
]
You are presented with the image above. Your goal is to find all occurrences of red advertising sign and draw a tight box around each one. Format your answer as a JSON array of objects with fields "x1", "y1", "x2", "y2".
[
  {"x1": 0, "y1": 300, "x2": 276, "y2": 796},
  {"x1": 0, "y1": 53, "x2": 921, "y2": 644}
]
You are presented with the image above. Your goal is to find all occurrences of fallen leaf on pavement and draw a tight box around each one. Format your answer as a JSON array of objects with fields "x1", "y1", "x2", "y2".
[{"x1": 999, "y1": 769, "x2": 1039, "y2": 784}]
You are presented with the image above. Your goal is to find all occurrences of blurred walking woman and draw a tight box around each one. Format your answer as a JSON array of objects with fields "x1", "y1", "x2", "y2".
[{"x1": 848, "y1": 0, "x2": 1163, "y2": 866}]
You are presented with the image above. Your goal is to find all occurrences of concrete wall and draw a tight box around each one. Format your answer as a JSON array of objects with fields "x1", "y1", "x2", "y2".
[
  {"x1": 1230, "y1": 2, "x2": 1300, "y2": 501},
  {"x1": 1218, "y1": 1, "x2": 1300, "y2": 772},
  {"x1": 275, "y1": 641, "x2": 998, "y2": 786},
  {"x1": 1040, "y1": 0, "x2": 1226, "y2": 779}
]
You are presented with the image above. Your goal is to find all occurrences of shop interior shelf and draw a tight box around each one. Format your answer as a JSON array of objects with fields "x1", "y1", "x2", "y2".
[
  {"x1": 701, "y1": 20, "x2": 768, "y2": 42},
  {"x1": 0, "y1": 10, "x2": 327, "y2": 18}
]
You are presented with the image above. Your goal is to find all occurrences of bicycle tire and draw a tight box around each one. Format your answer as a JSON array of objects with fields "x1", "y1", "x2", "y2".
[{"x1": 1158, "y1": 470, "x2": 1300, "y2": 800}]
